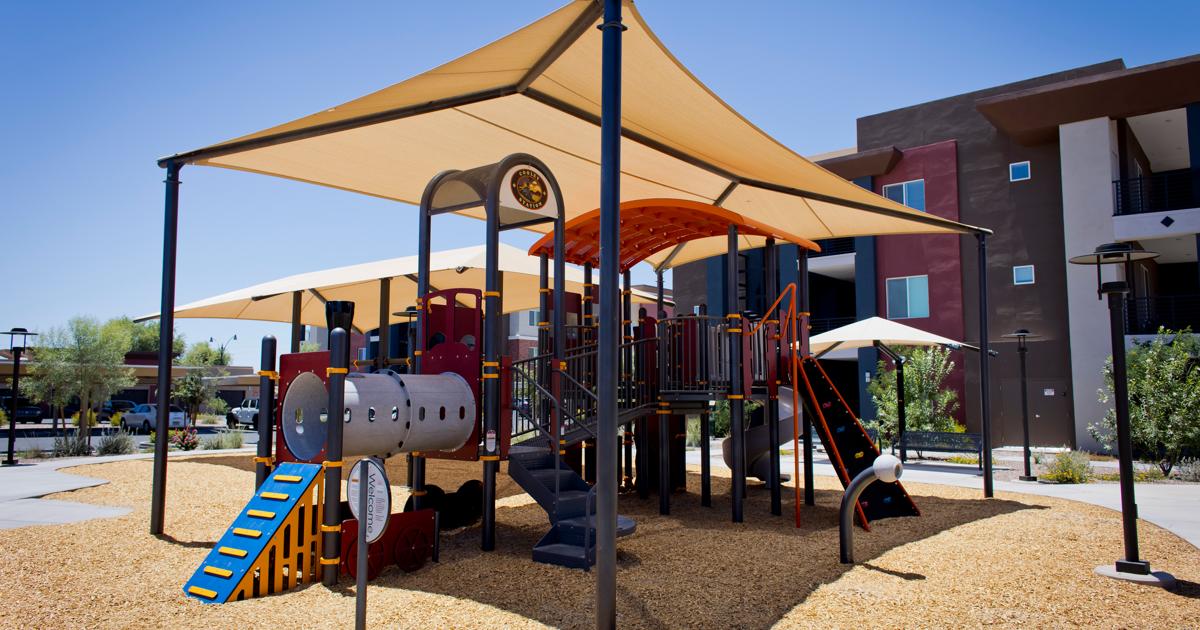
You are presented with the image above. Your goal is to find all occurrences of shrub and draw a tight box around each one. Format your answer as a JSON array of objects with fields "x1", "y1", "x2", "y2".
[
  {"x1": 18, "y1": 448, "x2": 47, "y2": 460},
  {"x1": 707, "y1": 400, "x2": 762, "y2": 439},
  {"x1": 202, "y1": 428, "x2": 244, "y2": 450},
  {"x1": 1093, "y1": 468, "x2": 1165, "y2": 483},
  {"x1": 170, "y1": 427, "x2": 199, "y2": 451},
  {"x1": 196, "y1": 413, "x2": 224, "y2": 426},
  {"x1": 1039, "y1": 450, "x2": 1093, "y2": 484},
  {"x1": 0, "y1": 408, "x2": 7, "y2": 427},
  {"x1": 97, "y1": 430, "x2": 136, "y2": 455},
  {"x1": 108, "y1": 411, "x2": 124, "y2": 427},
  {"x1": 866, "y1": 345, "x2": 961, "y2": 447},
  {"x1": 1092, "y1": 327, "x2": 1200, "y2": 476},
  {"x1": 1176, "y1": 458, "x2": 1200, "y2": 482},
  {"x1": 70, "y1": 410, "x2": 98, "y2": 429},
  {"x1": 53, "y1": 435, "x2": 92, "y2": 457}
]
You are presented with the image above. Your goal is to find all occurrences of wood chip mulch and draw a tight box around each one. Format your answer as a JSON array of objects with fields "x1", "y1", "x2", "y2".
[{"x1": 1, "y1": 454, "x2": 1197, "y2": 629}]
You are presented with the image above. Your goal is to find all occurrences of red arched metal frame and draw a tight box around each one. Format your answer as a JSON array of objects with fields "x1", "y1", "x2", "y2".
[{"x1": 527, "y1": 198, "x2": 822, "y2": 272}]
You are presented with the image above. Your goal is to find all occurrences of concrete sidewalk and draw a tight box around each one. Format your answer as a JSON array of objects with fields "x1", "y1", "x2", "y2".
[
  {"x1": 0, "y1": 447, "x2": 255, "y2": 529},
  {"x1": 686, "y1": 440, "x2": 1200, "y2": 549}
]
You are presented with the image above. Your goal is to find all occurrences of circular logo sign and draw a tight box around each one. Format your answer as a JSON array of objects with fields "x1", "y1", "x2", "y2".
[
  {"x1": 347, "y1": 458, "x2": 391, "y2": 544},
  {"x1": 510, "y1": 168, "x2": 548, "y2": 210}
]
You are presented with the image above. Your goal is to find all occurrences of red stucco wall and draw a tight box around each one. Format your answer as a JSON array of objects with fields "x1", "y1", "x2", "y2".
[{"x1": 874, "y1": 140, "x2": 967, "y2": 423}]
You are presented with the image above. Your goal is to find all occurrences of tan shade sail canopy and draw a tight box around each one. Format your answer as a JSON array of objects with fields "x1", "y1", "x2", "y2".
[
  {"x1": 808, "y1": 317, "x2": 968, "y2": 355},
  {"x1": 135, "y1": 244, "x2": 663, "y2": 332},
  {"x1": 163, "y1": 1, "x2": 989, "y2": 245}
]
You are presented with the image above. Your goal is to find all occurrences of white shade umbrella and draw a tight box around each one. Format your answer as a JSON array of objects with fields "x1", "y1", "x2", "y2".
[
  {"x1": 136, "y1": 243, "x2": 662, "y2": 333},
  {"x1": 809, "y1": 317, "x2": 970, "y2": 357}
]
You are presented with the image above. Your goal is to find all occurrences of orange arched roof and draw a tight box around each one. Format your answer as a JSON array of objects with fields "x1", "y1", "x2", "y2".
[{"x1": 528, "y1": 198, "x2": 820, "y2": 273}]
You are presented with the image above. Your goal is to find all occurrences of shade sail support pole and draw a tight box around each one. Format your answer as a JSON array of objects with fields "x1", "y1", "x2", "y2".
[
  {"x1": 977, "y1": 233, "x2": 994, "y2": 498},
  {"x1": 290, "y1": 291, "x2": 303, "y2": 353},
  {"x1": 596, "y1": 0, "x2": 623, "y2": 626},
  {"x1": 377, "y1": 277, "x2": 391, "y2": 369},
  {"x1": 799, "y1": 248, "x2": 814, "y2": 506},
  {"x1": 727, "y1": 224, "x2": 745, "y2": 523},
  {"x1": 150, "y1": 160, "x2": 181, "y2": 536},
  {"x1": 765, "y1": 237, "x2": 781, "y2": 516}
]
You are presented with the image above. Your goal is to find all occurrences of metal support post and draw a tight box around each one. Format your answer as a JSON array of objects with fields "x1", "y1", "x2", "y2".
[
  {"x1": 256, "y1": 336, "x2": 276, "y2": 488},
  {"x1": 727, "y1": 225, "x2": 745, "y2": 523},
  {"x1": 377, "y1": 277, "x2": 390, "y2": 370},
  {"x1": 977, "y1": 234, "x2": 994, "y2": 498},
  {"x1": 765, "y1": 238, "x2": 781, "y2": 515},
  {"x1": 321, "y1": 326, "x2": 350, "y2": 586},
  {"x1": 150, "y1": 160, "x2": 181, "y2": 536},
  {"x1": 290, "y1": 290, "x2": 304, "y2": 353},
  {"x1": 799, "y1": 248, "x2": 814, "y2": 506},
  {"x1": 597, "y1": 0, "x2": 623, "y2": 623}
]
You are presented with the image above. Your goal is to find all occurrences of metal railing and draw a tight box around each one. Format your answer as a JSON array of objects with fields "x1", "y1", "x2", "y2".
[
  {"x1": 810, "y1": 316, "x2": 856, "y2": 335},
  {"x1": 1126, "y1": 294, "x2": 1200, "y2": 335},
  {"x1": 1113, "y1": 169, "x2": 1199, "y2": 216},
  {"x1": 812, "y1": 237, "x2": 855, "y2": 257},
  {"x1": 658, "y1": 316, "x2": 729, "y2": 395}
]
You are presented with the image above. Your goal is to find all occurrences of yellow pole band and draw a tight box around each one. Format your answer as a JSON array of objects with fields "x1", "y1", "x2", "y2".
[
  {"x1": 322, "y1": 460, "x2": 343, "y2": 468},
  {"x1": 257, "y1": 370, "x2": 279, "y2": 380},
  {"x1": 326, "y1": 367, "x2": 349, "y2": 375}
]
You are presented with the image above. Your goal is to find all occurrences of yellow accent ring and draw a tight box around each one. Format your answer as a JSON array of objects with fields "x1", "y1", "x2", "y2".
[
  {"x1": 257, "y1": 370, "x2": 279, "y2": 380},
  {"x1": 656, "y1": 410, "x2": 672, "y2": 415},
  {"x1": 319, "y1": 557, "x2": 341, "y2": 566},
  {"x1": 726, "y1": 313, "x2": 742, "y2": 319},
  {"x1": 480, "y1": 455, "x2": 500, "y2": 461},
  {"x1": 413, "y1": 350, "x2": 423, "y2": 356},
  {"x1": 411, "y1": 490, "x2": 428, "y2": 496},
  {"x1": 482, "y1": 361, "x2": 500, "y2": 367},
  {"x1": 322, "y1": 460, "x2": 344, "y2": 468},
  {"x1": 253, "y1": 456, "x2": 273, "y2": 464},
  {"x1": 320, "y1": 524, "x2": 341, "y2": 532},
  {"x1": 484, "y1": 290, "x2": 501, "y2": 298},
  {"x1": 482, "y1": 373, "x2": 499, "y2": 379},
  {"x1": 727, "y1": 394, "x2": 745, "y2": 400},
  {"x1": 326, "y1": 367, "x2": 349, "y2": 375}
]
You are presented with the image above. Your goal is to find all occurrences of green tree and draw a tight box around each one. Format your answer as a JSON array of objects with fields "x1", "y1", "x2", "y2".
[
  {"x1": 182, "y1": 341, "x2": 225, "y2": 366},
  {"x1": 1091, "y1": 327, "x2": 1200, "y2": 476},
  {"x1": 173, "y1": 341, "x2": 229, "y2": 422},
  {"x1": 105, "y1": 317, "x2": 185, "y2": 357},
  {"x1": 20, "y1": 327, "x2": 75, "y2": 437},
  {"x1": 866, "y1": 345, "x2": 960, "y2": 446}
]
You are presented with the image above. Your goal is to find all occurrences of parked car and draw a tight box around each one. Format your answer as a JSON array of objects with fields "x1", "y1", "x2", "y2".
[
  {"x1": 1, "y1": 396, "x2": 43, "y2": 424},
  {"x1": 121, "y1": 404, "x2": 187, "y2": 433},
  {"x1": 99, "y1": 399, "x2": 137, "y2": 424},
  {"x1": 226, "y1": 398, "x2": 259, "y2": 429}
]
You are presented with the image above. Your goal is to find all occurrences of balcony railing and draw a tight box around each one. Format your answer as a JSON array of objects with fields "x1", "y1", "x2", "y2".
[
  {"x1": 812, "y1": 237, "x2": 855, "y2": 257},
  {"x1": 810, "y1": 316, "x2": 856, "y2": 335},
  {"x1": 1126, "y1": 294, "x2": 1200, "y2": 335},
  {"x1": 1113, "y1": 169, "x2": 1199, "y2": 216}
]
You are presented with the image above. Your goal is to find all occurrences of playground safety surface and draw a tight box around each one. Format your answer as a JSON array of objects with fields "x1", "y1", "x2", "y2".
[{"x1": 2, "y1": 454, "x2": 1197, "y2": 629}]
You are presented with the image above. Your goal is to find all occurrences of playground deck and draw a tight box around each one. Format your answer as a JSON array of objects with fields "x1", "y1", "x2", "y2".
[{"x1": 2, "y1": 455, "x2": 1197, "y2": 628}]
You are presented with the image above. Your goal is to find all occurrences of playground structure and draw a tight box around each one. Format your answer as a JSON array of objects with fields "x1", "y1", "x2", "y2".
[{"x1": 184, "y1": 155, "x2": 928, "y2": 602}]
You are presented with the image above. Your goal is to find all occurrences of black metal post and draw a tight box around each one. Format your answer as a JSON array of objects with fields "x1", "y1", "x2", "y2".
[
  {"x1": 1106, "y1": 281, "x2": 1149, "y2": 574},
  {"x1": 700, "y1": 410, "x2": 711, "y2": 507},
  {"x1": 481, "y1": 179, "x2": 502, "y2": 553},
  {"x1": 256, "y1": 336, "x2": 276, "y2": 488},
  {"x1": 896, "y1": 357, "x2": 906, "y2": 463},
  {"x1": 765, "y1": 238, "x2": 781, "y2": 515},
  {"x1": 290, "y1": 290, "x2": 303, "y2": 353},
  {"x1": 623, "y1": 270, "x2": 634, "y2": 493},
  {"x1": 727, "y1": 225, "x2": 745, "y2": 523},
  {"x1": 412, "y1": 183, "x2": 434, "y2": 512},
  {"x1": 1017, "y1": 337, "x2": 1035, "y2": 481},
  {"x1": 597, "y1": 0, "x2": 623, "y2": 624},
  {"x1": 799, "y1": 248, "x2": 814, "y2": 506},
  {"x1": 322, "y1": 326, "x2": 349, "y2": 586},
  {"x1": 977, "y1": 233, "x2": 994, "y2": 498},
  {"x1": 150, "y1": 160, "x2": 181, "y2": 536},
  {"x1": 377, "y1": 277, "x2": 390, "y2": 370},
  {"x1": 4, "y1": 347, "x2": 22, "y2": 466}
]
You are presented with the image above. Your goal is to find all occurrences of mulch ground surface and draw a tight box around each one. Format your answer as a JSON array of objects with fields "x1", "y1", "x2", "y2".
[{"x1": 2, "y1": 453, "x2": 1197, "y2": 629}]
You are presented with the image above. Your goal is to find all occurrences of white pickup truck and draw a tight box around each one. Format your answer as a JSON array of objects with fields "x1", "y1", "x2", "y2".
[{"x1": 225, "y1": 398, "x2": 260, "y2": 429}]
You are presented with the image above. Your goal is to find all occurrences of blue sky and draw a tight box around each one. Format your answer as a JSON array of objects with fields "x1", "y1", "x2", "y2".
[{"x1": 3, "y1": 1, "x2": 1198, "y2": 367}]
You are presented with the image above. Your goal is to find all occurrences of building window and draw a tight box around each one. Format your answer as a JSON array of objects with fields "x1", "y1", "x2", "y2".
[
  {"x1": 1013, "y1": 265, "x2": 1035, "y2": 285},
  {"x1": 527, "y1": 311, "x2": 537, "y2": 326},
  {"x1": 886, "y1": 275, "x2": 930, "y2": 319},
  {"x1": 882, "y1": 179, "x2": 925, "y2": 211},
  {"x1": 1009, "y1": 161, "x2": 1031, "y2": 182}
]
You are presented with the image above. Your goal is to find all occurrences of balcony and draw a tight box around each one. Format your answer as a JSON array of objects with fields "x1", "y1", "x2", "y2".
[
  {"x1": 810, "y1": 316, "x2": 856, "y2": 335},
  {"x1": 1126, "y1": 294, "x2": 1200, "y2": 335},
  {"x1": 1113, "y1": 169, "x2": 1199, "y2": 216}
]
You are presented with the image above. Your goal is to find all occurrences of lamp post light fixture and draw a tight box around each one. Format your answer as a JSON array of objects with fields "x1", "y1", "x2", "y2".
[
  {"x1": 1001, "y1": 329, "x2": 1041, "y2": 481},
  {"x1": 1068, "y1": 242, "x2": 1175, "y2": 589},
  {"x1": 3, "y1": 327, "x2": 37, "y2": 466},
  {"x1": 209, "y1": 334, "x2": 237, "y2": 365}
]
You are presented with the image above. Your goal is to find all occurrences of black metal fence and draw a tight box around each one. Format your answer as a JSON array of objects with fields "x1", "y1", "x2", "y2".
[
  {"x1": 1113, "y1": 169, "x2": 1199, "y2": 216},
  {"x1": 1126, "y1": 294, "x2": 1200, "y2": 335},
  {"x1": 810, "y1": 316, "x2": 855, "y2": 335},
  {"x1": 812, "y1": 237, "x2": 855, "y2": 257}
]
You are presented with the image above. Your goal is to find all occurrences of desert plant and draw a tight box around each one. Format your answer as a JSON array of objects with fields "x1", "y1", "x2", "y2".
[
  {"x1": 1091, "y1": 326, "x2": 1200, "y2": 476},
  {"x1": 866, "y1": 345, "x2": 961, "y2": 447},
  {"x1": 97, "y1": 430, "x2": 136, "y2": 456},
  {"x1": 706, "y1": 400, "x2": 762, "y2": 439},
  {"x1": 170, "y1": 427, "x2": 199, "y2": 451},
  {"x1": 1039, "y1": 450, "x2": 1093, "y2": 484},
  {"x1": 53, "y1": 435, "x2": 91, "y2": 457},
  {"x1": 1176, "y1": 458, "x2": 1200, "y2": 482},
  {"x1": 202, "y1": 428, "x2": 244, "y2": 450},
  {"x1": 18, "y1": 448, "x2": 47, "y2": 460},
  {"x1": 0, "y1": 408, "x2": 7, "y2": 428},
  {"x1": 70, "y1": 410, "x2": 98, "y2": 428}
]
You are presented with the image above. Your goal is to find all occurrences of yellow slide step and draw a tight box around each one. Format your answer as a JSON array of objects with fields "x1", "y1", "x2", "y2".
[
  {"x1": 274, "y1": 474, "x2": 303, "y2": 483},
  {"x1": 232, "y1": 528, "x2": 262, "y2": 539},
  {"x1": 203, "y1": 566, "x2": 233, "y2": 578},
  {"x1": 218, "y1": 546, "x2": 247, "y2": 558},
  {"x1": 260, "y1": 492, "x2": 289, "y2": 501},
  {"x1": 246, "y1": 509, "x2": 275, "y2": 519},
  {"x1": 188, "y1": 586, "x2": 218, "y2": 599}
]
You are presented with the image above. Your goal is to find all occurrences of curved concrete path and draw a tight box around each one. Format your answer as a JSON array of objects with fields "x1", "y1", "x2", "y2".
[{"x1": 0, "y1": 447, "x2": 255, "y2": 529}]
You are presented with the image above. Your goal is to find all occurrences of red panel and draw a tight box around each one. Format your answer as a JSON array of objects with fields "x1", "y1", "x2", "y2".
[
  {"x1": 275, "y1": 351, "x2": 331, "y2": 464},
  {"x1": 421, "y1": 289, "x2": 483, "y2": 462},
  {"x1": 874, "y1": 140, "x2": 967, "y2": 422}
]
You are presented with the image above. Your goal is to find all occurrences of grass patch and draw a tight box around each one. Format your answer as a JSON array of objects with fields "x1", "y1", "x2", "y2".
[
  {"x1": 1093, "y1": 468, "x2": 1166, "y2": 483},
  {"x1": 201, "y1": 428, "x2": 244, "y2": 450}
]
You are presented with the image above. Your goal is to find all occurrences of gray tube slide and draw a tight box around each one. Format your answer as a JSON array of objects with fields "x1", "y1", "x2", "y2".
[{"x1": 721, "y1": 387, "x2": 796, "y2": 486}]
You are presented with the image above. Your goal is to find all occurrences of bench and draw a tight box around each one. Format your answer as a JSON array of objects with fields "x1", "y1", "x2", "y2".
[{"x1": 898, "y1": 431, "x2": 983, "y2": 467}]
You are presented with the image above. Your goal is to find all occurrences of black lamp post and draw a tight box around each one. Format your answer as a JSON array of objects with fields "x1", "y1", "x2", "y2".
[
  {"x1": 1068, "y1": 242, "x2": 1175, "y2": 589},
  {"x1": 1002, "y1": 329, "x2": 1041, "y2": 481},
  {"x1": 3, "y1": 327, "x2": 37, "y2": 466},
  {"x1": 209, "y1": 334, "x2": 237, "y2": 365}
]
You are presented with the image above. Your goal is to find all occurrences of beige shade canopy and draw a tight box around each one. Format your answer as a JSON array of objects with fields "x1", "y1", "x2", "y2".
[
  {"x1": 162, "y1": 1, "x2": 989, "y2": 250},
  {"x1": 135, "y1": 244, "x2": 663, "y2": 333},
  {"x1": 808, "y1": 317, "x2": 968, "y2": 355}
]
